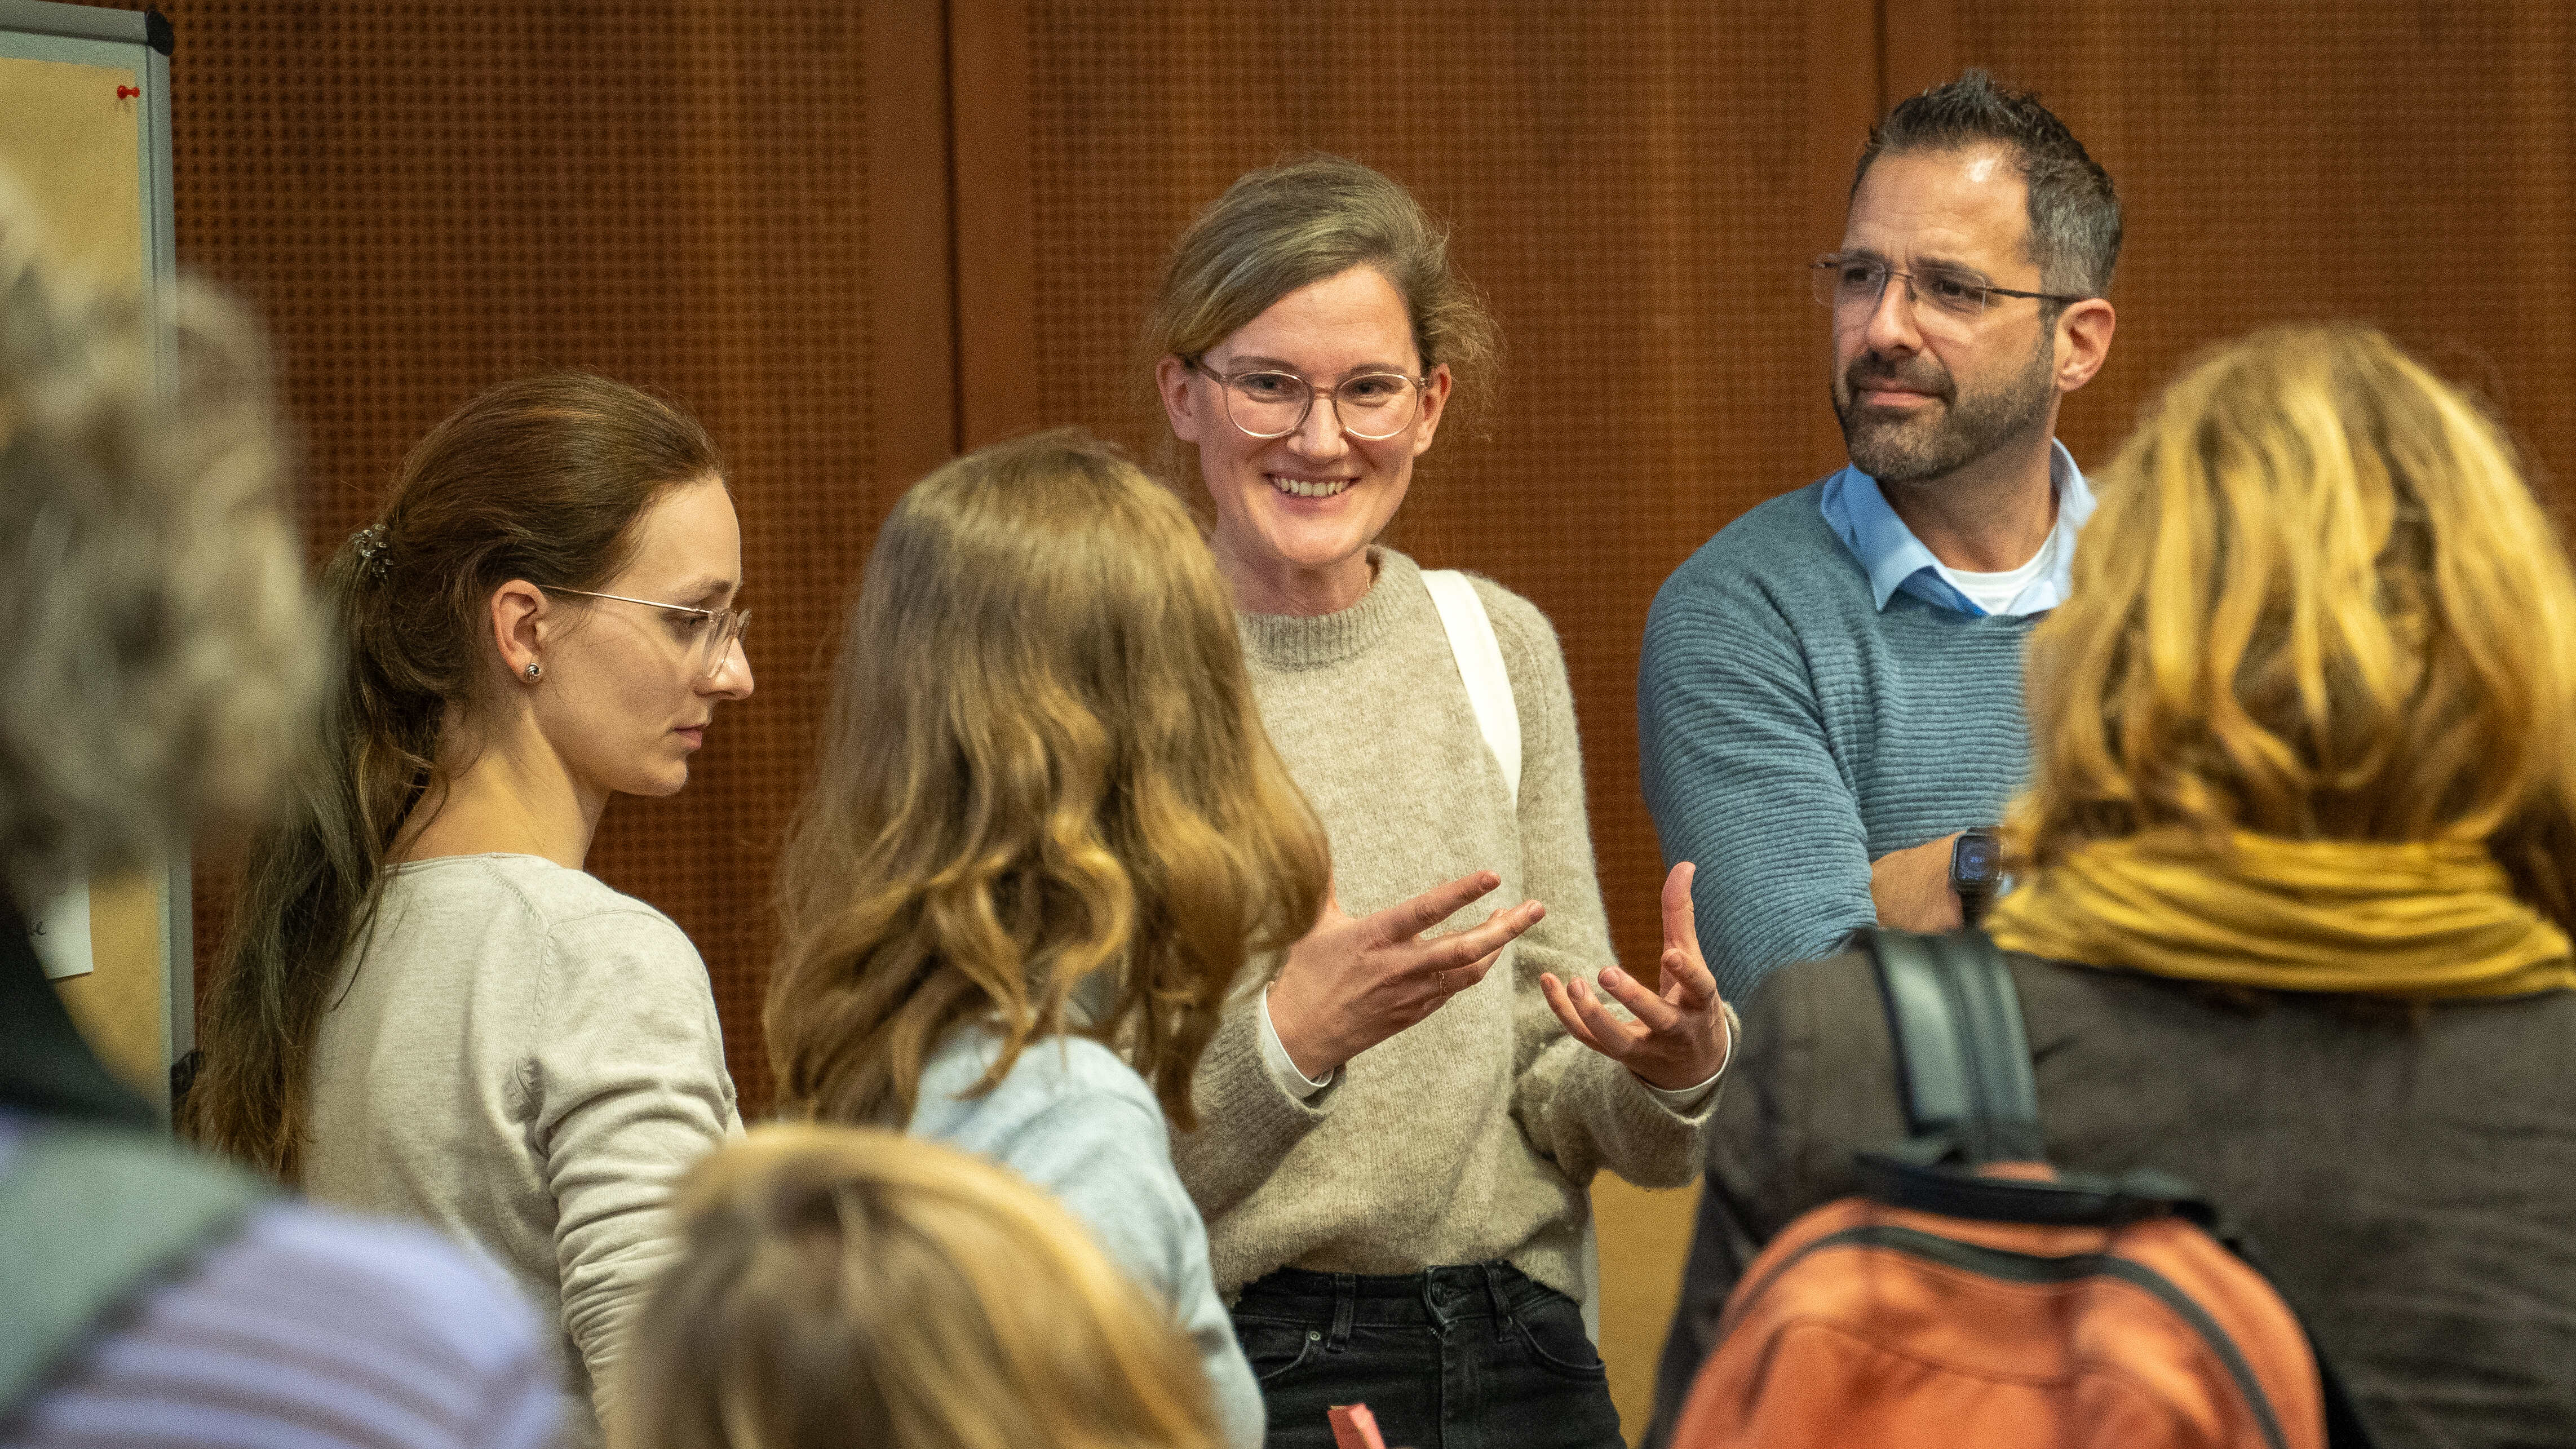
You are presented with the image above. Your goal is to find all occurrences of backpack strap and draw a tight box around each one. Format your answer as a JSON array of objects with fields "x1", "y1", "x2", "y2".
[
  {"x1": 1852, "y1": 1154, "x2": 2215, "y2": 1226},
  {"x1": 0, "y1": 1125, "x2": 266, "y2": 1419},
  {"x1": 1862, "y1": 928, "x2": 2044, "y2": 1164},
  {"x1": 1860, "y1": 929, "x2": 2383, "y2": 1449},
  {"x1": 1421, "y1": 569, "x2": 1520, "y2": 808},
  {"x1": 2317, "y1": 1358, "x2": 2378, "y2": 1449},
  {"x1": 2205, "y1": 1218, "x2": 2383, "y2": 1449}
]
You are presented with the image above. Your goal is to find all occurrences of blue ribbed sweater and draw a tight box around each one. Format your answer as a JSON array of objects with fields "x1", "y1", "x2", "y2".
[{"x1": 1637, "y1": 480, "x2": 2040, "y2": 1000}]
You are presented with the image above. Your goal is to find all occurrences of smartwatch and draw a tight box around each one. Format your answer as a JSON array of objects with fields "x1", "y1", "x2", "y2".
[{"x1": 1949, "y1": 828, "x2": 2002, "y2": 924}]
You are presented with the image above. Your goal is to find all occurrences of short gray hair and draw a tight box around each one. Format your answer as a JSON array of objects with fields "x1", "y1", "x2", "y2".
[
  {"x1": 0, "y1": 217, "x2": 320, "y2": 909},
  {"x1": 1854, "y1": 69, "x2": 2123, "y2": 299}
]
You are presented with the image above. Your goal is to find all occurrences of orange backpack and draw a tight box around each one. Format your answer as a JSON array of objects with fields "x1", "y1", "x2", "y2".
[{"x1": 1671, "y1": 930, "x2": 2376, "y2": 1449}]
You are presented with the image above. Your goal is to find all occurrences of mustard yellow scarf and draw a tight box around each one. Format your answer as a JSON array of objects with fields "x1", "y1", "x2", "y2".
[{"x1": 1985, "y1": 828, "x2": 2576, "y2": 998}]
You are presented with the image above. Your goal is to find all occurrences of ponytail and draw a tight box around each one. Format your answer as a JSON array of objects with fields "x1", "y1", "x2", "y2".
[{"x1": 184, "y1": 373, "x2": 721, "y2": 1181}]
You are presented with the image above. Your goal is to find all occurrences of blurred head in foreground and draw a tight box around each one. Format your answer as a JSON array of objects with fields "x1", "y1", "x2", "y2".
[
  {"x1": 0, "y1": 198, "x2": 568, "y2": 1449},
  {"x1": 617, "y1": 1123, "x2": 1219, "y2": 1449},
  {"x1": 2006, "y1": 321, "x2": 2576, "y2": 934},
  {"x1": 0, "y1": 216, "x2": 317, "y2": 919}
]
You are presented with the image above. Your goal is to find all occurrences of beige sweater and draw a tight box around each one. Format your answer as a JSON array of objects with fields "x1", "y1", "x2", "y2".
[
  {"x1": 1175, "y1": 549, "x2": 1715, "y2": 1300},
  {"x1": 305, "y1": 854, "x2": 741, "y2": 1448}
]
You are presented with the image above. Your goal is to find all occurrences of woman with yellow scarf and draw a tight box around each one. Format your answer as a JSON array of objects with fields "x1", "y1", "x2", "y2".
[{"x1": 1651, "y1": 322, "x2": 2576, "y2": 1448}]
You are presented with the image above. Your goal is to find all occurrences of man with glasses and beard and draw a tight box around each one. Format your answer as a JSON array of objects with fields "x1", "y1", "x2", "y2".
[{"x1": 1635, "y1": 70, "x2": 2118, "y2": 1011}]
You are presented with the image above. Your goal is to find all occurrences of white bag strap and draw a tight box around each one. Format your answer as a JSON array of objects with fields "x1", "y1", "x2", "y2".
[
  {"x1": 1423, "y1": 570, "x2": 1594, "y2": 1338},
  {"x1": 1420, "y1": 569, "x2": 1520, "y2": 807}
]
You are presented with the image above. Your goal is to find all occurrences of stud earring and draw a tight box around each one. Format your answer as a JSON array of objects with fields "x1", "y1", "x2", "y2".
[{"x1": 524, "y1": 662, "x2": 543, "y2": 681}]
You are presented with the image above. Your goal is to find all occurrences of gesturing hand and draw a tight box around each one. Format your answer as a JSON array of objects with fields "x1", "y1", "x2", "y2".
[
  {"x1": 1540, "y1": 862, "x2": 1731, "y2": 1092},
  {"x1": 1267, "y1": 870, "x2": 1546, "y2": 1080}
]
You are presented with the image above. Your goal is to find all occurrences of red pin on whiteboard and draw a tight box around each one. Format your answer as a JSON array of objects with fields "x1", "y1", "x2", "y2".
[{"x1": 117, "y1": 85, "x2": 139, "y2": 100}]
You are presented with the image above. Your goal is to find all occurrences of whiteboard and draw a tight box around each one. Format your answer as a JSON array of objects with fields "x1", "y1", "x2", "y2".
[{"x1": 0, "y1": 0, "x2": 183, "y2": 1115}]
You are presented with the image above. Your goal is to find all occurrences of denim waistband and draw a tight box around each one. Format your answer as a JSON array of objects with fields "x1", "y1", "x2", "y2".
[{"x1": 1232, "y1": 1261, "x2": 1559, "y2": 1334}]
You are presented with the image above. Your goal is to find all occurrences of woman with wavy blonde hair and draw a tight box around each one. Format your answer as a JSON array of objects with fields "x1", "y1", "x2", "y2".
[
  {"x1": 616, "y1": 1124, "x2": 1219, "y2": 1449},
  {"x1": 1656, "y1": 323, "x2": 2576, "y2": 1446},
  {"x1": 767, "y1": 428, "x2": 1330, "y2": 1449},
  {"x1": 2002, "y1": 324, "x2": 2576, "y2": 942}
]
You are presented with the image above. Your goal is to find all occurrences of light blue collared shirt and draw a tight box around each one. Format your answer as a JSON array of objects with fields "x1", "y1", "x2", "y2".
[{"x1": 1819, "y1": 439, "x2": 2093, "y2": 617}]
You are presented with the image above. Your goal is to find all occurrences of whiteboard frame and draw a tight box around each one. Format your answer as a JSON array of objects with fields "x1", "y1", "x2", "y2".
[{"x1": 1, "y1": 0, "x2": 187, "y2": 1106}]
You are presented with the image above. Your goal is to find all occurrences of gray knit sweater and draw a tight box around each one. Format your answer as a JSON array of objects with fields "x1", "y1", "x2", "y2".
[
  {"x1": 1637, "y1": 481, "x2": 2043, "y2": 1000},
  {"x1": 1174, "y1": 549, "x2": 1714, "y2": 1302},
  {"x1": 307, "y1": 854, "x2": 742, "y2": 1449}
]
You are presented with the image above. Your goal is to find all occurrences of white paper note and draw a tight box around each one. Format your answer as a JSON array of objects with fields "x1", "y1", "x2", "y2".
[{"x1": 32, "y1": 880, "x2": 92, "y2": 980}]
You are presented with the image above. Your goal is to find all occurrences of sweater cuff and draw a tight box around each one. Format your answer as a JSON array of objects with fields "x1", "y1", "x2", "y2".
[
  {"x1": 1257, "y1": 986, "x2": 1338, "y2": 1100},
  {"x1": 1628, "y1": 1000, "x2": 1740, "y2": 1113},
  {"x1": 1171, "y1": 990, "x2": 1339, "y2": 1218}
]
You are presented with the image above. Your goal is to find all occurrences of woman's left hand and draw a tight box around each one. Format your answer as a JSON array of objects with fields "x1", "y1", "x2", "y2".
[{"x1": 1540, "y1": 862, "x2": 1730, "y2": 1092}]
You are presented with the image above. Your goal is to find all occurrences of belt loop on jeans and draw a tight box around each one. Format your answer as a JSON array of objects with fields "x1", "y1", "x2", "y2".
[
  {"x1": 1479, "y1": 1261, "x2": 1516, "y2": 1341},
  {"x1": 1419, "y1": 1269, "x2": 1456, "y2": 1333},
  {"x1": 1327, "y1": 1273, "x2": 1358, "y2": 1351}
]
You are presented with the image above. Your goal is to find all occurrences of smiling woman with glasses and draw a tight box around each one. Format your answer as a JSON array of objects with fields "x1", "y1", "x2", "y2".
[
  {"x1": 1143, "y1": 156, "x2": 1737, "y2": 1449},
  {"x1": 189, "y1": 373, "x2": 751, "y2": 1449}
]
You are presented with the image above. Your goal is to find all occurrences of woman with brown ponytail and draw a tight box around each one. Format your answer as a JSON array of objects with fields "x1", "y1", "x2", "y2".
[{"x1": 187, "y1": 374, "x2": 753, "y2": 1448}]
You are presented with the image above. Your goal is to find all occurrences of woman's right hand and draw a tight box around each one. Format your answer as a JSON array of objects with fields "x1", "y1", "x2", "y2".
[{"x1": 1265, "y1": 871, "x2": 1544, "y2": 1080}]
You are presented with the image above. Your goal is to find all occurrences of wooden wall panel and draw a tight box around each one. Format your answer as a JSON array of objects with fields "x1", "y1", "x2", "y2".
[
  {"x1": 1881, "y1": 0, "x2": 1962, "y2": 106},
  {"x1": 1951, "y1": 1, "x2": 2575, "y2": 498},
  {"x1": 950, "y1": 0, "x2": 1036, "y2": 445},
  {"x1": 144, "y1": 0, "x2": 955, "y2": 1114}
]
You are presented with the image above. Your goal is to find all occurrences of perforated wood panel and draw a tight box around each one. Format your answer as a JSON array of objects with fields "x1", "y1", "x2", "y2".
[
  {"x1": 1949, "y1": 1, "x2": 2575, "y2": 494},
  {"x1": 146, "y1": 0, "x2": 953, "y2": 1113}
]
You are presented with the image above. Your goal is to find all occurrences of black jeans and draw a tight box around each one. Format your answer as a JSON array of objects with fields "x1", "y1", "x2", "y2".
[{"x1": 1231, "y1": 1262, "x2": 1623, "y2": 1449}]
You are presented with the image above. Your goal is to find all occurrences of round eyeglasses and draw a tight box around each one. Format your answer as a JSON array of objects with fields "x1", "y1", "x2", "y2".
[
  {"x1": 1810, "y1": 253, "x2": 2087, "y2": 325},
  {"x1": 542, "y1": 586, "x2": 750, "y2": 683},
  {"x1": 1190, "y1": 360, "x2": 1430, "y2": 441}
]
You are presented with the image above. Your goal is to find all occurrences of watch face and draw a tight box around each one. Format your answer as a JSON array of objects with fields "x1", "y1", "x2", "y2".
[{"x1": 1954, "y1": 833, "x2": 2000, "y2": 886}]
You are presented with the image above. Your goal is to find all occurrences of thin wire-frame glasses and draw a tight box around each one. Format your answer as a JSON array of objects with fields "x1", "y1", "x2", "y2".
[
  {"x1": 542, "y1": 586, "x2": 749, "y2": 682},
  {"x1": 1191, "y1": 360, "x2": 1429, "y2": 441},
  {"x1": 1809, "y1": 254, "x2": 2086, "y2": 322}
]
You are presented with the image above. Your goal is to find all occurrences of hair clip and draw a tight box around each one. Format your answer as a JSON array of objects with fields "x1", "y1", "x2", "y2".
[{"x1": 350, "y1": 522, "x2": 391, "y2": 579}]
